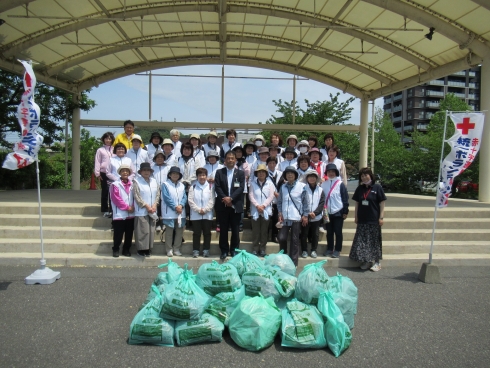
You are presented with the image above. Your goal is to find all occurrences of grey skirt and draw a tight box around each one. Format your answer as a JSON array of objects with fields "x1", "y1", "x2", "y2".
[{"x1": 349, "y1": 223, "x2": 382, "y2": 263}]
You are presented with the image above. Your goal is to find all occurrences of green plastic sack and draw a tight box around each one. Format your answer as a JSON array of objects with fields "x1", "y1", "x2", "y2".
[
  {"x1": 276, "y1": 295, "x2": 295, "y2": 311},
  {"x1": 154, "y1": 259, "x2": 184, "y2": 286},
  {"x1": 129, "y1": 285, "x2": 175, "y2": 346},
  {"x1": 295, "y1": 260, "x2": 329, "y2": 305},
  {"x1": 317, "y1": 290, "x2": 352, "y2": 357},
  {"x1": 327, "y1": 272, "x2": 358, "y2": 314},
  {"x1": 281, "y1": 299, "x2": 327, "y2": 349},
  {"x1": 229, "y1": 294, "x2": 282, "y2": 351},
  {"x1": 205, "y1": 286, "x2": 245, "y2": 326},
  {"x1": 227, "y1": 249, "x2": 263, "y2": 277},
  {"x1": 160, "y1": 264, "x2": 210, "y2": 321},
  {"x1": 265, "y1": 265, "x2": 297, "y2": 298},
  {"x1": 196, "y1": 260, "x2": 242, "y2": 296},
  {"x1": 242, "y1": 268, "x2": 282, "y2": 302},
  {"x1": 175, "y1": 313, "x2": 224, "y2": 346},
  {"x1": 330, "y1": 291, "x2": 356, "y2": 329},
  {"x1": 139, "y1": 283, "x2": 166, "y2": 311},
  {"x1": 264, "y1": 250, "x2": 296, "y2": 276}
]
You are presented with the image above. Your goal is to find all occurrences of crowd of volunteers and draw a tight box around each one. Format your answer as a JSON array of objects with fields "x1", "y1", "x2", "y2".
[{"x1": 94, "y1": 120, "x2": 386, "y2": 271}]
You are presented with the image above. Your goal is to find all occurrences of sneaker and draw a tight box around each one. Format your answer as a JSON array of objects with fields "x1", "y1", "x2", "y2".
[
  {"x1": 156, "y1": 225, "x2": 162, "y2": 232},
  {"x1": 319, "y1": 227, "x2": 326, "y2": 233},
  {"x1": 220, "y1": 252, "x2": 227, "y2": 260},
  {"x1": 252, "y1": 251, "x2": 258, "y2": 256},
  {"x1": 332, "y1": 251, "x2": 340, "y2": 258},
  {"x1": 167, "y1": 250, "x2": 173, "y2": 257},
  {"x1": 192, "y1": 250, "x2": 199, "y2": 258},
  {"x1": 104, "y1": 212, "x2": 111, "y2": 218},
  {"x1": 112, "y1": 250, "x2": 119, "y2": 258},
  {"x1": 216, "y1": 226, "x2": 220, "y2": 232},
  {"x1": 174, "y1": 250, "x2": 182, "y2": 256},
  {"x1": 301, "y1": 251, "x2": 308, "y2": 258},
  {"x1": 310, "y1": 251, "x2": 317, "y2": 258},
  {"x1": 324, "y1": 250, "x2": 333, "y2": 257},
  {"x1": 144, "y1": 250, "x2": 150, "y2": 257},
  {"x1": 137, "y1": 251, "x2": 146, "y2": 257},
  {"x1": 370, "y1": 262, "x2": 381, "y2": 272},
  {"x1": 259, "y1": 251, "x2": 266, "y2": 257},
  {"x1": 360, "y1": 261, "x2": 372, "y2": 270},
  {"x1": 182, "y1": 237, "x2": 186, "y2": 244},
  {"x1": 122, "y1": 250, "x2": 131, "y2": 257},
  {"x1": 203, "y1": 250, "x2": 210, "y2": 258}
]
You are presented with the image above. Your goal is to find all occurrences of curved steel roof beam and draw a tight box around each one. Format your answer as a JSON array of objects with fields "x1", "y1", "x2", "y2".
[{"x1": 0, "y1": 0, "x2": 35, "y2": 14}]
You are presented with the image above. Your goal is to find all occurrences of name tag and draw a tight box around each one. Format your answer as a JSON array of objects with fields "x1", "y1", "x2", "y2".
[
  {"x1": 362, "y1": 200, "x2": 369, "y2": 206},
  {"x1": 234, "y1": 181, "x2": 240, "y2": 188}
]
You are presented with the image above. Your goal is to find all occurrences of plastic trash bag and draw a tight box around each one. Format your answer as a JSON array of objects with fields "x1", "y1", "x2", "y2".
[
  {"x1": 317, "y1": 290, "x2": 352, "y2": 357},
  {"x1": 264, "y1": 250, "x2": 296, "y2": 276},
  {"x1": 196, "y1": 260, "x2": 242, "y2": 296},
  {"x1": 129, "y1": 285, "x2": 175, "y2": 346},
  {"x1": 330, "y1": 290, "x2": 356, "y2": 329},
  {"x1": 242, "y1": 268, "x2": 282, "y2": 302},
  {"x1": 295, "y1": 260, "x2": 329, "y2": 305},
  {"x1": 327, "y1": 272, "x2": 358, "y2": 314},
  {"x1": 229, "y1": 294, "x2": 281, "y2": 351},
  {"x1": 227, "y1": 249, "x2": 263, "y2": 277},
  {"x1": 154, "y1": 259, "x2": 184, "y2": 286},
  {"x1": 276, "y1": 295, "x2": 295, "y2": 311},
  {"x1": 139, "y1": 283, "x2": 166, "y2": 311},
  {"x1": 205, "y1": 286, "x2": 245, "y2": 326},
  {"x1": 281, "y1": 299, "x2": 327, "y2": 349},
  {"x1": 265, "y1": 265, "x2": 297, "y2": 298},
  {"x1": 175, "y1": 313, "x2": 225, "y2": 346},
  {"x1": 160, "y1": 264, "x2": 210, "y2": 321}
]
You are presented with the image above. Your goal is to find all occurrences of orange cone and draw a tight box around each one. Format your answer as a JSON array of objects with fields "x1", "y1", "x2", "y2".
[{"x1": 89, "y1": 173, "x2": 97, "y2": 190}]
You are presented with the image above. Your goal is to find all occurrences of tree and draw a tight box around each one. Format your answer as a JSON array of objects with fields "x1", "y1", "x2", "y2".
[{"x1": 0, "y1": 69, "x2": 96, "y2": 147}]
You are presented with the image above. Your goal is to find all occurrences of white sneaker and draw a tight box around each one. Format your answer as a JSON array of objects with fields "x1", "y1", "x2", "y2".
[
  {"x1": 156, "y1": 225, "x2": 162, "y2": 232},
  {"x1": 370, "y1": 262, "x2": 381, "y2": 272},
  {"x1": 319, "y1": 227, "x2": 326, "y2": 233},
  {"x1": 360, "y1": 261, "x2": 372, "y2": 270},
  {"x1": 174, "y1": 250, "x2": 182, "y2": 256},
  {"x1": 192, "y1": 250, "x2": 199, "y2": 258},
  {"x1": 103, "y1": 212, "x2": 111, "y2": 218},
  {"x1": 167, "y1": 250, "x2": 173, "y2": 257}
]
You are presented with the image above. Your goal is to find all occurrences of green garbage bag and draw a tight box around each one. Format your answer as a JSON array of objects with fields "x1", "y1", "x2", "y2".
[
  {"x1": 264, "y1": 250, "x2": 296, "y2": 276},
  {"x1": 139, "y1": 283, "x2": 166, "y2": 311},
  {"x1": 196, "y1": 260, "x2": 242, "y2": 296},
  {"x1": 327, "y1": 272, "x2": 358, "y2": 314},
  {"x1": 276, "y1": 295, "x2": 295, "y2": 311},
  {"x1": 317, "y1": 290, "x2": 352, "y2": 357},
  {"x1": 227, "y1": 249, "x2": 263, "y2": 277},
  {"x1": 330, "y1": 290, "x2": 356, "y2": 329},
  {"x1": 160, "y1": 264, "x2": 210, "y2": 321},
  {"x1": 242, "y1": 268, "x2": 282, "y2": 302},
  {"x1": 281, "y1": 299, "x2": 327, "y2": 349},
  {"x1": 154, "y1": 259, "x2": 184, "y2": 286},
  {"x1": 265, "y1": 265, "x2": 297, "y2": 298},
  {"x1": 129, "y1": 285, "x2": 175, "y2": 346},
  {"x1": 295, "y1": 260, "x2": 329, "y2": 305},
  {"x1": 229, "y1": 294, "x2": 281, "y2": 351},
  {"x1": 175, "y1": 313, "x2": 224, "y2": 346},
  {"x1": 205, "y1": 286, "x2": 245, "y2": 326}
]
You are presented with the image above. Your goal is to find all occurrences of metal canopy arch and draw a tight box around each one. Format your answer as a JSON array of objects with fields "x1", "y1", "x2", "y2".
[{"x1": 1, "y1": 0, "x2": 490, "y2": 198}]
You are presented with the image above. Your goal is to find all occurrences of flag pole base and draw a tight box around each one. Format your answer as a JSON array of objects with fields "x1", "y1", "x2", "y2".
[
  {"x1": 25, "y1": 259, "x2": 61, "y2": 285},
  {"x1": 418, "y1": 262, "x2": 442, "y2": 284}
]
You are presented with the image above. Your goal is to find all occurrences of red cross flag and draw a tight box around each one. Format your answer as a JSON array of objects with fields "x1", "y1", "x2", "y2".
[
  {"x1": 2, "y1": 60, "x2": 44, "y2": 170},
  {"x1": 437, "y1": 112, "x2": 485, "y2": 207}
]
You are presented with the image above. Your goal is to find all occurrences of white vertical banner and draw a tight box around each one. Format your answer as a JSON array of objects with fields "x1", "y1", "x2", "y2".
[{"x1": 437, "y1": 112, "x2": 485, "y2": 207}]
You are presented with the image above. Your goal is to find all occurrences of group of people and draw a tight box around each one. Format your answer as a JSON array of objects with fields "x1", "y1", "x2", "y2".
[{"x1": 94, "y1": 120, "x2": 386, "y2": 271}]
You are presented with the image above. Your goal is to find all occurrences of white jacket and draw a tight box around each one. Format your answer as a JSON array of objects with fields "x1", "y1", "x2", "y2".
[
  {"x1": 133, "y1": 176, "x2": 159, "y2": 217},
  {"x1": 188, "y1": 182, "x2": 215, "y2": 221}
]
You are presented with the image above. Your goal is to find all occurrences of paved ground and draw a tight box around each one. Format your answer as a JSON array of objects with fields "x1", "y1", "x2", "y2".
[{"x1": 1, "y1": 265, "x2": 489, "y2": 368}]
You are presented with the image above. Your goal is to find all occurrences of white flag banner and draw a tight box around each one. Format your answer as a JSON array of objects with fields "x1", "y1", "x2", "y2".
[
  {"x1": 2, "y1": 60, "x2": 44, "y2": 170},
  {"x1": 437, "y1": 112, "x2": 485, "y2": 207}
]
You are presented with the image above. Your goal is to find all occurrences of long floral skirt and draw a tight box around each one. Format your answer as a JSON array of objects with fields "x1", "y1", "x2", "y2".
[{"x1": 349, "y1": 223, "x2": 382, "y2": 263}]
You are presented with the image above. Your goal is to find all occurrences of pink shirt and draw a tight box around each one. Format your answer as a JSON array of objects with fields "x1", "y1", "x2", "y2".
[
  {"x1": 110, "y1": 179, "x2": 134, "y2": 219},
  {"x1": 94, "y1": 145, "x2": 113, "y2": 176}
]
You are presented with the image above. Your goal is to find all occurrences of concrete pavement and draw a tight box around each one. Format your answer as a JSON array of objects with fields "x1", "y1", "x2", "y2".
[{"x1": 0, "y1": 265, "x2": 489, "y2": 367}]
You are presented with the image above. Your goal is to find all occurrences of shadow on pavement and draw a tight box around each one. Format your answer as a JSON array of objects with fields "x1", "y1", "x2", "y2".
[{"x1": 392, "y1": 272, "x2": 421, "y2": 283}]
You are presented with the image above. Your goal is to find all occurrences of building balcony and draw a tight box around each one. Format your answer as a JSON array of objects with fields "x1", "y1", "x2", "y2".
[
  {"x1": 447, "y1": 81, "x2": 466, "y2": 88},
  {"x1": 393, "y1": 94, "x2": 403, "y2": 101},
  {"x1": 404, "y1": 125, "x2": 414, "y2": 132},
  {"x1": 469, "y1": 71, "x2": 476, "y2": 77},
  {"x1": 468, "y1": 83, "x2": 476, "y2": 88},
  {"x1": 428, "y1": 80, "x2": 445, "y2": 86},
  {"x1": 417, "y1": 123, "x2": 429, "y2": 130},
  {"x1": 393, "y1": 105, "x2": 403, "y2": 112},
  {"x1": 426, "y1": 102, "x2": 440, "y2": 108},
  {"x1": 468, "y1": 105, "x2": 475, "y2": 111},
  {"x1": 451, "y1": 71, "x2": 466, "y2": 76},
  {"x1": 392, "y1": 115, "x2": 403, "y2": 122},
  {"x1": 384, "y1": 97, "x2": 392, "y2": 104},
  {"x1": 395, "y1": 127, "x2": 402, "y2": 133},
  {"x1": 426, "y1": 90, "x2": 444, "y2": 97},
  {"x1": 453, "y1": 92, "x2": 466, "y2": 98},
  {"x1": 426, "y1": 112, "x2": 435, "y2": 119},
  {"x1": 468, "y1": 94, "x2": 476, "y2": 100}
]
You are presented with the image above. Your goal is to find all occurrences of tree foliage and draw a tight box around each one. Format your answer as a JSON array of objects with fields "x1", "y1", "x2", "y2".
[{"x1": 0, "y1": 69, "x2": 96, "y2": 147}]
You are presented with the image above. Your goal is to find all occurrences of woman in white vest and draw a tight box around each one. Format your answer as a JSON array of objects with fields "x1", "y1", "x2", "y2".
[
  {"x1": 147, "y1": 132, "x2": 163, "y2": 161},
  {"x1": 299, "y1": 170, "x2": 325, "y2": 259},
  {"x1": 152, "y1": 149, "x2": 171, "y2": 233},
  {"x1": 126, "y1": 134, "x2": 150, "y2": 176},
  {"x1": 188, "y1": 167, "x2": 215, "y2": 258},
  {"x1": 109, "y1": 164, "x2": 135, "y2": 258},
  {"x1": 249, "y1": 164, "x2": 275, "y2": 256},
  {"x1": 106, "y1": 143, "x2": 135, "y2": 182},
  {"x1": 266, "y1": 156, "x2": 284, "y2": 243},
  {"x1": 277, "y1": 166, "x2": 310, "y2": 266},
  {"x1": 132, "y1": 162, "x2": 160, "y2": 257},
  {"x1": 161, "y1": 166, "x2": 187, "y2": 257}
]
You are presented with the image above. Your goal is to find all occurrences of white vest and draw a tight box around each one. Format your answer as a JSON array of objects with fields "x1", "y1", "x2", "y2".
[
  {"x1": 279, "y1": 158, "x2": 298, "y2": 172},
  {"x1": 222, "y1": 141, "x2": 241, "y2": 154},
  {"x1": 133, "y1": 176, "x2": 159, "y2": 217},
  {"x1": 203, "y1": 162, "x2": 223, "y2": 179},
  {"x1": 110, "y1": 180, "x2": 133, "y2": 220},
  {"x1": 172, "y1": 141, "x2": 182, "y2": 159},
  {"x1": 250, "y1": 179, "x2": 274, "y2": 217},
  {"x1": 202, "y1": 143, "x2": 221, "y2": 158},
  {"x1": 126, "y1": 148, "x2": 149, "y2": 175},
  {"x1": 190, "y1": 183, "x2": 214, "y2": 221},
  {"x1": 151, "y1": 164, "x2": 170, "y2": 186},
  {"x1": 178, "y1": 157, "x2": 200, "y2": 185},
  {"x1": 147, "y1": 144, "x2": 159, "y2": 161},
  {"x1": 193, "y1": 146, "x2": 206, "y2": 163},
  {"x1": 280, "y1": 182, "x2": 305, "y2": 221},
  {"x1": 161, "y1": 180, "x2": 186, "y2": 219},
  {"x1": 109, "y1": 156, "x2": 132, "y2": 180},
  {"x1": 305, "y1": 184, "x2": 324, "y2": 222},
  {"x1": 321, "y1": 178, "x2": 343, "y2": 215}
]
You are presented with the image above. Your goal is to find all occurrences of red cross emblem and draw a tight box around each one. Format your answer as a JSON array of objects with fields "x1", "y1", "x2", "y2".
[{"x1": 457, "y1": 117, "x2": 475, "y2": 135}]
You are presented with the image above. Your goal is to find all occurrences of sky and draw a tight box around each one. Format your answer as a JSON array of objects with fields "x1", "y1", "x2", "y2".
[{"x1": 81, "y1": 65, "x2": 383, "y2": 139}]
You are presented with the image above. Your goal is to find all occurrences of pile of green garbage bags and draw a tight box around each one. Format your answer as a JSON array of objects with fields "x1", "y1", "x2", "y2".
[{"x1": 128, "y1": 251, "x2": 358, "y2": 357}]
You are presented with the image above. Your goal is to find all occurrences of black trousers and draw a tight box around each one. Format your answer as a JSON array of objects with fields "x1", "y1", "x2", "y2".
[
  {"x1": 325, "y1": 215, "x2": 344, "y2": 252},
  {"x1": 192, "y1": 219, "x2": 212, "y2": 251},
  {"x1": 300, "y1": 220, "x2": 321, "y2": 252},
  {"x1": 217, "y1": 208, "x2": 241, "y2": 254},
  {"x1": 278, "y1": 221, "x2": 301, "y2": 266},
  {"x1": 269, "y1": 204, "x2": 279, "y2": 239},
  {"x1": 100, "y1": 172, "x2": 111, "y2": 212},
  {"x1": 112, "y1": 218, "x2": 134, "y2": 251}
]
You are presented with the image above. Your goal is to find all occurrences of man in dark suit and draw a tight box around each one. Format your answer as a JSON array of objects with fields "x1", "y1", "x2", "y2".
[{"x1": 214, "y1": 150, "x2": 245, "y2": 259}]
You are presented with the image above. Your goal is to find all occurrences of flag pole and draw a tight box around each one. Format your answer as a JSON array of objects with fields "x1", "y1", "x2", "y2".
[{"x1": 36, "y1": 159, "x2": 45, "y2": 264}]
